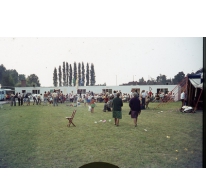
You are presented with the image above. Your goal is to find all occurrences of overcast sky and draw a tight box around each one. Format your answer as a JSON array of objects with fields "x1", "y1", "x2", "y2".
[
  {"x1": 0, "y1": 37, "x2": 203, "y2": 87},
  {"x1": 0, "y1": 1, "x2": 204, "y2": 88}
]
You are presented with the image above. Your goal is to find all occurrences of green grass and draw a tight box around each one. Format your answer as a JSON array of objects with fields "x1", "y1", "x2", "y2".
[{"x1": 0, "y1": 101, "x2": 202, "y2": 168}]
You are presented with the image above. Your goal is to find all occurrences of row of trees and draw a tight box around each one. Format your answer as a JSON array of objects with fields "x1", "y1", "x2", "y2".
[
  {"x1": 140, "y1": 72, "x2": 186, "y2": 85},
  {"x1": 0, "y1": 64, "x2": 41, "y2": 89},
  {"x1": 121, "y1": 71, "x2": 197, "y2": 86},
  {"x1": 53, "y1": 62, "x2": 96, "y2": 87}
]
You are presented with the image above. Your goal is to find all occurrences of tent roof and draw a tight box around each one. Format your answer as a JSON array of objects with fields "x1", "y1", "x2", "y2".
[
  {"x1": 189, "y1": 78, "x2": 202, "y2": 89},
  {"x1": 197, "y1": 83, "x2": 203, "y2": 89}
]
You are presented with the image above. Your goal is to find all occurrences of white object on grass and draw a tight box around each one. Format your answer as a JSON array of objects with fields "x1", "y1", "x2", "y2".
[{"x1": 88, "y1": 106, "x2": 91, "y2": 111}]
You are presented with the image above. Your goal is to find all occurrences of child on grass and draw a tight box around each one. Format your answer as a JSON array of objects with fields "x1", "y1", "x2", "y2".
[{"x1": 90, "y1": 97, "x2": 96, "y2": 113}]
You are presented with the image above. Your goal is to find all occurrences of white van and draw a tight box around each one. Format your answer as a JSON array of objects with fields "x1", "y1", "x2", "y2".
[{"x1": 0, "y1": 89, "x2": 15, "y2": 101}]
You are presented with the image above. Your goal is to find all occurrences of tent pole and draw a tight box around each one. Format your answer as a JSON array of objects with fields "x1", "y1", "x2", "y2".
[
  {"x1": 188, "y1": 80, "x2": 191, "y2": 106},
  {"x1": 193, "y1": 88, "x2": 203, "y2": 113}
]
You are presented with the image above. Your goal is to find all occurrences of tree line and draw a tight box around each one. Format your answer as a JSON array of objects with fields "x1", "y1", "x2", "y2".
[
  {"x1": 121, "y1": 69, "x2": 202, "y2": 86},
  {"x1": 0, "y1": 64, "x2": 41, "y2": 89},
  {"x1": 53, "y1": 62, "x2": 96, "y2": 87},
  {"x1": 139, "y1": 72, "x2": 186, "y2": 85}
]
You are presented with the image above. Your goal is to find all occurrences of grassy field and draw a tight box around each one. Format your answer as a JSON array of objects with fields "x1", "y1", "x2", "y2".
[{"x1": 0, "y1": 101, "x2": 203, "y2": 168}]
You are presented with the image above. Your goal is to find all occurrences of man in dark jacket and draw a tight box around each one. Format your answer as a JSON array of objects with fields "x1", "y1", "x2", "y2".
[
  {"x1": 129, "y1": 92, "x2": 141, "y2": 127},
  {"x1": 112, "y1": 93, "x2": 123, "y2": 126}
]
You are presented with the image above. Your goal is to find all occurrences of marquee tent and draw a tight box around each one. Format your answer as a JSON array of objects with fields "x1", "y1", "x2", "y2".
[{"x1": 186, "y1": 73, "x2": 203, "y2": 111}]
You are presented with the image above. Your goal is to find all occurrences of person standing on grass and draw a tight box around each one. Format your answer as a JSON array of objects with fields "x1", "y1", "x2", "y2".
[
  {"x1": 32, "y1": 94, "x2": 37, "y2": 105},
  {"x1": 52, "y1": 90, "x2": 58, "y2": 106},
  {"x1": 10, "y1": 93, "x2": 15, "y2": 106},
  {"x1": 20, "y1": 93, "x2": 24, "y2": 106},
  {"x1": 87, "y1": 94, "x2": 91, "y2": 106},
  {"x1": 141, "y1": 90, "x2": 146, "y2": 109},
  {"x1": 37, "y1": 94, "x2": 42, "y2": 105},
  {"x1": 17, "y1": 93, "x2": 21, "y2": 106},
  {"x1": 129, "y1": 92, "x2": 141, "y2": 127},
  {"x1": 83, "y1": 95, "x2": 87, "y2": 107},
  {"x1": 27, "y1": 94, "x2": 31, "y2": 106},
  {"x1": 180, "y1": 90, "x2": 185, "y2": 109},
  {"x1": 112, "y1": 93, "x2": 123, "y2": 126},
  {"x1": 43, "y1": 91, "x2": 48, "y2": 105},
  {"x1": 90, "y1": 97, "x2": 96, "y2": 113}
]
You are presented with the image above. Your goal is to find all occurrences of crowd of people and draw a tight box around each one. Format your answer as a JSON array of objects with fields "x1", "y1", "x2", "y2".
[{"x1": 7, "y1": 88, "x2": 179, "y2": 127}]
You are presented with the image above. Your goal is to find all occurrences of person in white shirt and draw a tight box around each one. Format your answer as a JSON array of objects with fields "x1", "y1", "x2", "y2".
[
  {"x1": 37, "y1": 94, "x2": 42, "y2": 105},
  {"x1": 70, "y1": 93, "x2": 74, "y2": 103},
  {"x1": 32, "y1": 94, "x2": 38, "y2": 105},
  {"x1": 130, "y1": 91, "x2": 134, "y2": 99},
  {"x1": 52, "y1": 90, "x2": 58, "y2": 106},
  {"x1": 141, "y1": 90, "x2": 146, "y2": 109},
  {"x1": 180, "y1": 90, "x2": 185, "y2": 108}
]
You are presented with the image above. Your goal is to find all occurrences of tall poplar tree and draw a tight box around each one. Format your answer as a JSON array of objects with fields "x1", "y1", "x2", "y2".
[
  {"x1": 53, "y1": 67, "x2": 58, "y2": 87},
  {"x1": 66, "y1": 62, "x2": 69, "y2": 86},
  {"x1": 58, "y1": 65, "x2": 62, "y2": 86},
  {"x1": 69, "y1": 64, "x2": 72, "y2": 86},
  {"x1": 78, "y1": 62, "x2": 81, "y2": 86},
  {"x1": 81, "y1": 62, "x2": 85, "y2": 86},
  {"x1": 86, "y1": 63, "x2": 89, "y2": 86},
  {"x1": 90, "y1": 63, "x2": 96, "y2": 86},
  {"x1": 73, "y1": 62, "x2": 77, "y2": 86},
  {"x1": 62, "y1": 62, "x2": 66, "y2": 86}
]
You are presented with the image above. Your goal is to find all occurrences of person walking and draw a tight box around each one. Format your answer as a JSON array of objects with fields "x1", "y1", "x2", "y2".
[
  {"x1": 112, "y1": 93, "x2": 123, "y2": 126},
  {"x1": 129, "y1": 92, "x2": 141, "y2": 127},
  {"x1": 52, "y1": 90, "x2": 58, "y2": 106}
]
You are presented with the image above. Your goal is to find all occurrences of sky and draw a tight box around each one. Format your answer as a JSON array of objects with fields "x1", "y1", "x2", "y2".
[{"x1": 0, "y1": 37, "x2": 203, "y2": 87}]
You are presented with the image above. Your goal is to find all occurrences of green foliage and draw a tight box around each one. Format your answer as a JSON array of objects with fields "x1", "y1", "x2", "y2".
[
  {"x1": 53, "y1": 67, "x2": 58, "y2": 87},
  {"x1": 7, "y1": 69, "x2": 18, "y2": 85},
  {"x1": 66, "y1": 62, "x2": 69, "y2": 86},
  {"x1": 18, "y1": 74, "x2": 26, "y2": 81},
  {"x1": 90, "y1": 63, "x2": 96, "y2": 86},
  {"x1": 0, "y1": 102, "x2": 202, "y2": 168},
  {"x1": 1, "y1": 70, "x2": 15, "y2": 87},
  {"x1": 0, "y1": 64, "x2": 6, "y2": 84},
  {"x1": 53, "y1": 62, "x2": 95, "y2": 87},
  {"x1": 73, "y1": 62, "x2": 77, "y2": 86},
  {"x1": 62, "y1": 62, "x2": 66, "y2": 86},
  {"x1": 58, "y1": 66, "x2": 62, "y2": 87},
  {"x1": 86, "y1": 63, "x2": 89, "y2": 86},
  {"x1": 156, "y1": 74, "x2": 167, "y2": 85},
  {"x1": 81, "y1": 62, "x2": 85, "y2": 86},
  {"x1": 0, "y1": 64, "x2": 42, "y2": 88},
  {"x1": 172, "y1": 71, "x2": 185, "y2": 84},
  {"x1": 26, "y1": 74, "x2": 41, "y2": 87},
  {"x1": 78, "y1": 63, "x2": 81, "y2": 86},
  {"x1": 0, "y1": 65, "x2": 17, "y2": 88},
  {"x1": 69, "y1": 64, "x2": 72, "y2": 86}
]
